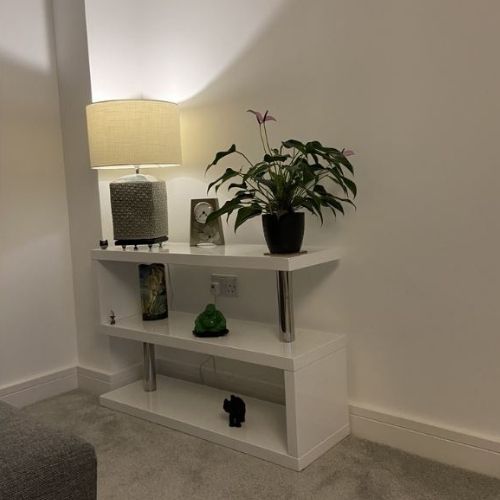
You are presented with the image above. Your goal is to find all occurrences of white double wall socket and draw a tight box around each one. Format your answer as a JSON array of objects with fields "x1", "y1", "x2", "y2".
[{"x1": 211, "y1": 274, "x2": 239, "y2": 297}]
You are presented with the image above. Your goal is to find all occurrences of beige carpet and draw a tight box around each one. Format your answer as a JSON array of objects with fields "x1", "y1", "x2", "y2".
[{"x1": 25, "y1": 391, "x2": 500, "y2": 500}]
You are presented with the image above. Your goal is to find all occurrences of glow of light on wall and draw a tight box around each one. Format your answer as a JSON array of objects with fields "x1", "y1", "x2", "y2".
[{"x1": 84, "y1": 0, "x2": 287, "y2": 103}]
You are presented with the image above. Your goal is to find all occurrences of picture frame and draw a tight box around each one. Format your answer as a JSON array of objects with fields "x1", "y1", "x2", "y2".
[{"x1": 190, "y1": 198, "x2": 225, "y2": 247}]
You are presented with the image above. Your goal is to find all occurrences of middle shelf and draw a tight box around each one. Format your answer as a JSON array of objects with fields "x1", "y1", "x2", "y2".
[{"x1": 100, "y1": 311, "x2": 345, "y2": 371}]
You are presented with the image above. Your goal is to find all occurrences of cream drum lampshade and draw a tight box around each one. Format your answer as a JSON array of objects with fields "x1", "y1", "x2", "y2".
[
  {"x1": 86, "y1": 99, "x2": 181, "y2": 169},
  {"x1": 86, "y1": 99, "x2": 182, "y2": 249}
]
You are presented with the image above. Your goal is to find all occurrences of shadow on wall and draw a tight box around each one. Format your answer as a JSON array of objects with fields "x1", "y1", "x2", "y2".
[
  {"x1": 176, "y1": 0, "x2": 361, "y2": 247},
  {"x1": 0, "y1": 0, "x2": 80, "y2": 386},
  {"x1": 0, "y1": 50, "x2": 71, "y2": 251},
  {"x1": 163, "y1": 0, "x2": 357, "y2": 333},
  {"x1": 179, "y1": 0, "x2": 345, "y2": 105},
  {"x1": 0, "y1": 0, "x2": 75, "y2": 249}
]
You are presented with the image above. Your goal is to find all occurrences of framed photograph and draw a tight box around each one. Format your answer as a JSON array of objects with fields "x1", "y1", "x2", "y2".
[{"x1": 190, "y1": 198, "x2": 225, "y2": 247}]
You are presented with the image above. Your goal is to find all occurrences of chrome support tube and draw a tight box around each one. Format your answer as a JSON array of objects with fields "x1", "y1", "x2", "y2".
[
  {"x1": 276, "y1": 271, "x2": 295, "y2": 343},
  {"x1": 143, "y1": 342, "x2": 157, "y2": 391}
]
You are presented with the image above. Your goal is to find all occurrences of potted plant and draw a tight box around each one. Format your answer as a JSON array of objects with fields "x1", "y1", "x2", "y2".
[{"x1": 206, "y1": 110, "x2": 357, "y2": 254}]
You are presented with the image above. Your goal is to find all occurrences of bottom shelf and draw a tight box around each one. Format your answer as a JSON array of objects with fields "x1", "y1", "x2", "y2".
[{"x1": 100, "y1": 375, "x2": 300, "y2": 469}]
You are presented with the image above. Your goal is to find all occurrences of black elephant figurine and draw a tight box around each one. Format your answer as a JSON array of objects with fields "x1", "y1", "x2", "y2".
[{"x1": 223, "y1": 395, "x2": 246, "y2": 428}]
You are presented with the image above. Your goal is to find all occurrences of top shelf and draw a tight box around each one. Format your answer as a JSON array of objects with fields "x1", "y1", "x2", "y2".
[{"x1": 92, "y1": 243, "x2": 341, "y2": 272}]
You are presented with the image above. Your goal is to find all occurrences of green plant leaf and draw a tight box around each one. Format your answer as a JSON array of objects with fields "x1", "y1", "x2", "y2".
[
  {"x1": 234, "y1": 206, "x2": 262, "y2": 231},
  {"x1": 313, "y1": 184, "x2": 329, "y2": 195},
  {"x1": 299, "y1": 199, "x2": 317, "y2": 216},
  {"x1": 203, "y1": 120, "x2": 356, "y2": 227},
  {"x1": 205, "y1": 144, "x2": 237, "y2": 172},
  {"x1": 304, "y1": 193, "x2": 324, "y2": 223},
  {"x1": 207, "y1": 168, "x2": 240, "y2": 193},
  {"x1": 324, "y1": 196, "x2": 345, "y2": 214},
  {"x1": 263, "y1": 153, "x2": 290, "y2": 163},
  {"x1": 342, "y1": 177, "x2": 357, "y2": 197},
  {"x1": 306, "y1": 140, "x2": 323, "y2": 151},
  {"x1": 227, "y1": 181, "x2": 248, "y2": 191},
  {"x1": 233, "y1": 191, "x2": 255, "y2": 201},
  {"x1": 301, "y1": 164, "x2": 317, "y2": 184},
  {"x1": 282, "y1": 139, "x2": 307, "y2": 154},
  {"x1": 322, "y1": 146, "x2": 342, "y2": 154},
  {"x1": 335, "y1": 153, "x2": 354, "y2": 174},
  {"x1": 326, "y1": 169, "x2": 349, "y2": 195},
  {"x1": 336, "y1": 197, "x2": 357, "y2": 209},
  {"x1": 244, "y1": 163, "x2": 269, "y2": 180},
  {"x1": 205, "y1": 198, "x2": 242, "y2": 224}
]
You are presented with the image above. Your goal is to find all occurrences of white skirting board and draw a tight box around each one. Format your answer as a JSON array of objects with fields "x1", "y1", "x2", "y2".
[
  {"x1": 0, "y1": 367, "x2": 78, "y2": 407},
  {"x1": 77, "y1": 363, "x2": 143, "y2": 394},
  {"x1": 350, "y1": 404, "x2": 500, "y2": 479},
  {"x1": 2, "y1": 363, "x2": 500, "y2": 478},
  {"x1": 0, "y1": 364, "x2": 141, "y2": 407}
]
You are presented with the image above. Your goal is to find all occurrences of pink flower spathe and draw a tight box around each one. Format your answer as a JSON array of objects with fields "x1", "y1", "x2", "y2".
[{"x1": 247, "y1": 109, "x2": 276, "y2": 124}]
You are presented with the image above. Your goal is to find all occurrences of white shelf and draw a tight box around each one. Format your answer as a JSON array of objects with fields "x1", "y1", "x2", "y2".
[
  {"x1": 100, "y1": 311, "x2": 346, "y2": 371},
  {"x1": 100, "y1": 375, "x2": 299, "y2": 469},
  {"x1": 94, "y1": 240, "x2": 349, "y2": 470},
  {"x1": 92, "y1": 242, "x2": 341, "y2": 271}
]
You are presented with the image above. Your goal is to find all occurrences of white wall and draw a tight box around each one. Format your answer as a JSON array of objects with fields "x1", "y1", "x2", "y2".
[
  {"x1": 84, "y1": 0, "x2": 500, "y2": 445},
  {"x1": 52, "y1": 0, "x2": 140, "y2": 376},
  {"x1": 0, "y1": 0, "x2": 78, "y2": 389}
]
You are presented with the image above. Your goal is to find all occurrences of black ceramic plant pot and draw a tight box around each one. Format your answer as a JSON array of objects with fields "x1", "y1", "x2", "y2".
[{"x1": 262, "y1": 212, "x2": 305, "y2": 254}]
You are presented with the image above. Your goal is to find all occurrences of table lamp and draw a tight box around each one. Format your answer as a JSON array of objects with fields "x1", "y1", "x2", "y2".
[{"x1": 86, "y1": 99, "x2": 181, "y2": 249}]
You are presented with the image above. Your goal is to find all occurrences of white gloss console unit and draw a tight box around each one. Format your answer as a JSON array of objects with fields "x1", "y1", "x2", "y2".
[{"x1": 92, "y1": 243, "x2": 349, "y2": 471}]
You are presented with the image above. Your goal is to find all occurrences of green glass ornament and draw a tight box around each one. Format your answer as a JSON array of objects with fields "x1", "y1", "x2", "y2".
[{"x1": 193, "y1": 304, "x2": 229, "y2": 338}]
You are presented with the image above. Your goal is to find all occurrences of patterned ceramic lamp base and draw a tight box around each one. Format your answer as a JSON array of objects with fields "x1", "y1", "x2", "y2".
[{"x1": 110, "y1": 179, "x2": 168, "y2": 248}]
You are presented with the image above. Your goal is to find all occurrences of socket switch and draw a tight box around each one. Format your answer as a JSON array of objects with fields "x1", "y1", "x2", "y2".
[{"x1": 211, "y1": 274, "x2": 239, "y2": 297}]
